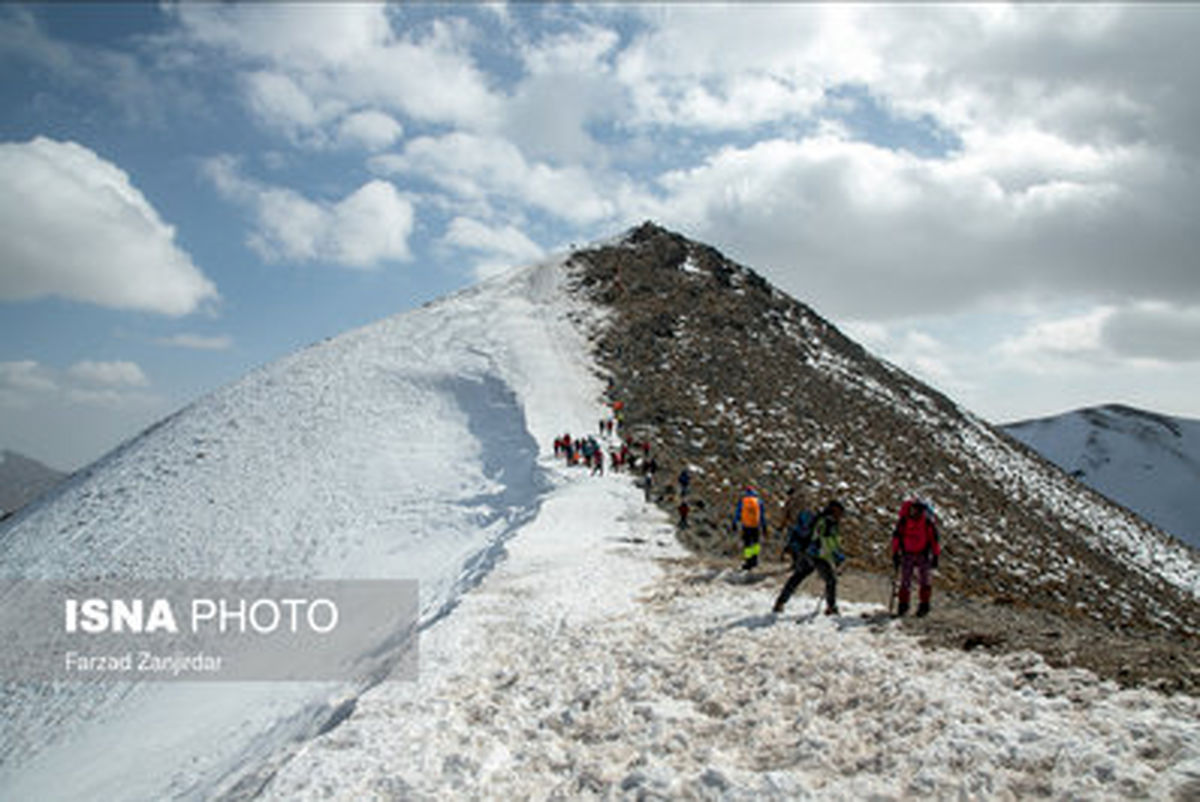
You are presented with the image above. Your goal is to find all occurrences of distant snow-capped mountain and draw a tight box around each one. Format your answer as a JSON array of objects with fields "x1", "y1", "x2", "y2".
[
  {"x1": 1004, "y1": 405, "x2": 1200, "y2": 550},
  {"x1": 0, "y1": 450, "x2": 65, "y2": 517}
]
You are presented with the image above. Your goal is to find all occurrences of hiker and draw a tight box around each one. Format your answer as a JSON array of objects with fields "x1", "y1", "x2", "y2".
[
  {"x1": 773, "y1": 500, "x2": 846, "y2": 615},
  {"x1": 677, "y1": 500, "x2": 690, "y2": 528},
  {"x1": 733, "y1": 487, "x2": 768, "y2": 571},
  {"x1": 678, "y1": 467, "x2": 691, "y2": 498},
  {"x1": 891, "y1": 499, "x2": 940, "y2": 617},
  {"x1": 642, "y1": 472, "x2": 653, "y2": 502}
]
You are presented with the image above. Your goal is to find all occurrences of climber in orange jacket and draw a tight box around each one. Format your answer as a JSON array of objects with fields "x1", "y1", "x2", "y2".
[{"x1": 733, "y1": 487, "x2": 767, "y2": 571}]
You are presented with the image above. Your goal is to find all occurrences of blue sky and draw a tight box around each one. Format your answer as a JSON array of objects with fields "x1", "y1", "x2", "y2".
[{"x1": 2, "y1": 3, "x2": 1199, "y2": 471}]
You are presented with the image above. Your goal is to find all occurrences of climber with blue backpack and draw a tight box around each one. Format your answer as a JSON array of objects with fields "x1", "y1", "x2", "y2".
[
  {"x1": 777, "y1": 487, "x2": 808, "y2": 566},
  {"x1": 772, "y1": 499, "x2": 846, "y2": 615}
]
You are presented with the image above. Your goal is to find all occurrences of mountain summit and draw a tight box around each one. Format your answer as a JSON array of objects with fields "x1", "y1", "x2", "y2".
[{"x1": 569, "y1": 222, "x2": 1198, "y2": 636}]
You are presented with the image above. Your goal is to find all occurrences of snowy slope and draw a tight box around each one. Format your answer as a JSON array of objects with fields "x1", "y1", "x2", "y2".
[
  {"x1": 1005, "y1": 405, "x2": 1200, "y2": 550},
  {"x1": 262, "y1": 465, "x2": 1200, "y2": 800},
  {"x1": 0, "y1": 256, "x2": 603, "y2": 800}
]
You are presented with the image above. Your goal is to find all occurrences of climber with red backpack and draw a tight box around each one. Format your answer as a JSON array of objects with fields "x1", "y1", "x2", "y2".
[
  {"x1": 733, "y1": 487, "x2": 768, "y2": 571},
  {"x1": 891, "y1": 498, "x2": 941, "y2": 617}
]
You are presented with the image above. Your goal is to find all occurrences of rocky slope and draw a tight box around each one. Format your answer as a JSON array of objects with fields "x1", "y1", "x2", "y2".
[{"x1": 562, "y1": 223, "x2": 1198, "y2": 686}]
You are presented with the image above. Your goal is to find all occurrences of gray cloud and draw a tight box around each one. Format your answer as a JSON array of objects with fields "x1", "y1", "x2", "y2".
[{"x1": 1100, "y1": 305, "x2": 1200, "y2": 363}]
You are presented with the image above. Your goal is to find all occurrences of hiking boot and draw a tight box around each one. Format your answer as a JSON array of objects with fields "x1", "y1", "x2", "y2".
[
  {"x1": 772, "y1": 601, "x2": 785, "y2": 614},
  {"x1": 824, "y1": 605, "x2": 839, "y2": 616},
  {"x1": 896, "y1": 601, "x2": 910, "y2": 617},
  {"x1": 916, "y1": 601, "x2": 931, "y2": 618}
]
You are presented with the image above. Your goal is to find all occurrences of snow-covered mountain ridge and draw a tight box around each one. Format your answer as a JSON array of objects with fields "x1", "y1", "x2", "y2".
[
  {"x1": 0, "y1": 223, "x2": 1197, "y2": 801},
  {"x1": 1005, "y1": 404, "x2": 1200, "y2": 550}
]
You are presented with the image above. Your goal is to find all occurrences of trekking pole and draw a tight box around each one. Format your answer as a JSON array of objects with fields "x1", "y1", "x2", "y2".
[
  {"x1": 811, "y1": 557, "x2": 847, "y2": 619},
  {"x1": 887, "y1": 563, "x2": 900, "y2": 616}
]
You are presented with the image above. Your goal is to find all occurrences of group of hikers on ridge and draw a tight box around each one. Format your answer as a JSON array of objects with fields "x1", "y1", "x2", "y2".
[
  {"x1": 554, "y1": 418, "x2": 660, "y2": 503},
  {"x1": 556, "y1": 404, "x2": 943, "y2": 620},
  {"x1": 734, "y1": 486, "x2": 942, "y2": 618}
]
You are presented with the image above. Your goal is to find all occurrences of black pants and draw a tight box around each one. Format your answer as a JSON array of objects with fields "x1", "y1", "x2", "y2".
[
  {"x1": 741, "y1": 526, "x2": 761, "y2": 569},
  {"x1": 775, "y1": 555, "x2": 836, "y2": 610}
]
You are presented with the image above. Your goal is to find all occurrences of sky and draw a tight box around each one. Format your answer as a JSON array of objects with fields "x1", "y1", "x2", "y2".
[{"x1": 1, "y1": 2, "x2": 1199, "y2": 472}]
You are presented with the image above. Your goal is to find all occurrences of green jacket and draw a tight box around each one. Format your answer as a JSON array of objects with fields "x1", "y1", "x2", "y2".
[{"x1": 810, "y1": 515, "x2": 843, "y2": 564}]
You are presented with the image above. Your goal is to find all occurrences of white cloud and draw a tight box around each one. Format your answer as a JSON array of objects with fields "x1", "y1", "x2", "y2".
[
  {"x1": 443, "y1": 217, "x2": 545, "y2": 279},
  {"x1": 1, "y1": 358, "x2": 158, "y2": 413},
  {"x1": 337, "y1": 110, "x2": 403, "y2": 151},
  {"x1": 593, "y1": 3, "x2": 1200, "y2": 327},
  {"x1": 166, "y1": 3, "x2": 391, "y2": 68},
  {"x1": 373, "y1": 133, "x2": 616, "y2": 225},
  {"x1": 993, "y1": 308, "x2": 1114, "y2": 373},
  {"x1": 242, "y1": 75, "x2": 404, "y2": 152},
  {"x1": 990, "y1": 302, "x2": 1200, "y2": 372},
  {"x1": 495, "y1": 23, "x2": 624, "y2": 165},
  {"x1": 67, "y1": 360, "x2": 150, "y2": 388},
  {"x1": 325, "y1": 180, "x2": 414, "y2": 267},
  {"x1": 243, "y1": 71, "x2": 326, "y2": 141},
  {"x1": 613, "y1": 5, "x2": 872, "y2": 130},
  {"x1": 170, "y1": 5, "x2": 500, "y2": 136},
  {"x1": 204, "y1": 156, "x2": 413, "y2": 268},
  {"x1": 842, "y1": 322, "x2": 971, "y2": 400},
  {"x1": 154, "y1": 333, "x2": 234, "y2": 351},
  {"x1": 0, "y1": 361, "x2": 57, "y2": 400},
  {"x1": 0, "y1": 137, "x2": 218, "y2": 316},
  {"x1": 647, "y1": 125, "x2": 1194, "y2": 322}
]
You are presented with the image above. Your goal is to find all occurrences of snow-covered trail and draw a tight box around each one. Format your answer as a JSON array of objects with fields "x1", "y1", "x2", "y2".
[{"x1": 262, "y1": 466, "x2": 1200, "y2": 801}]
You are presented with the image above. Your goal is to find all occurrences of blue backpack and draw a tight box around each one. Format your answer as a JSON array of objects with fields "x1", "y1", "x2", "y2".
[{"x1": 784, "y1": 510, "x2": 817, "y2": 555}]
